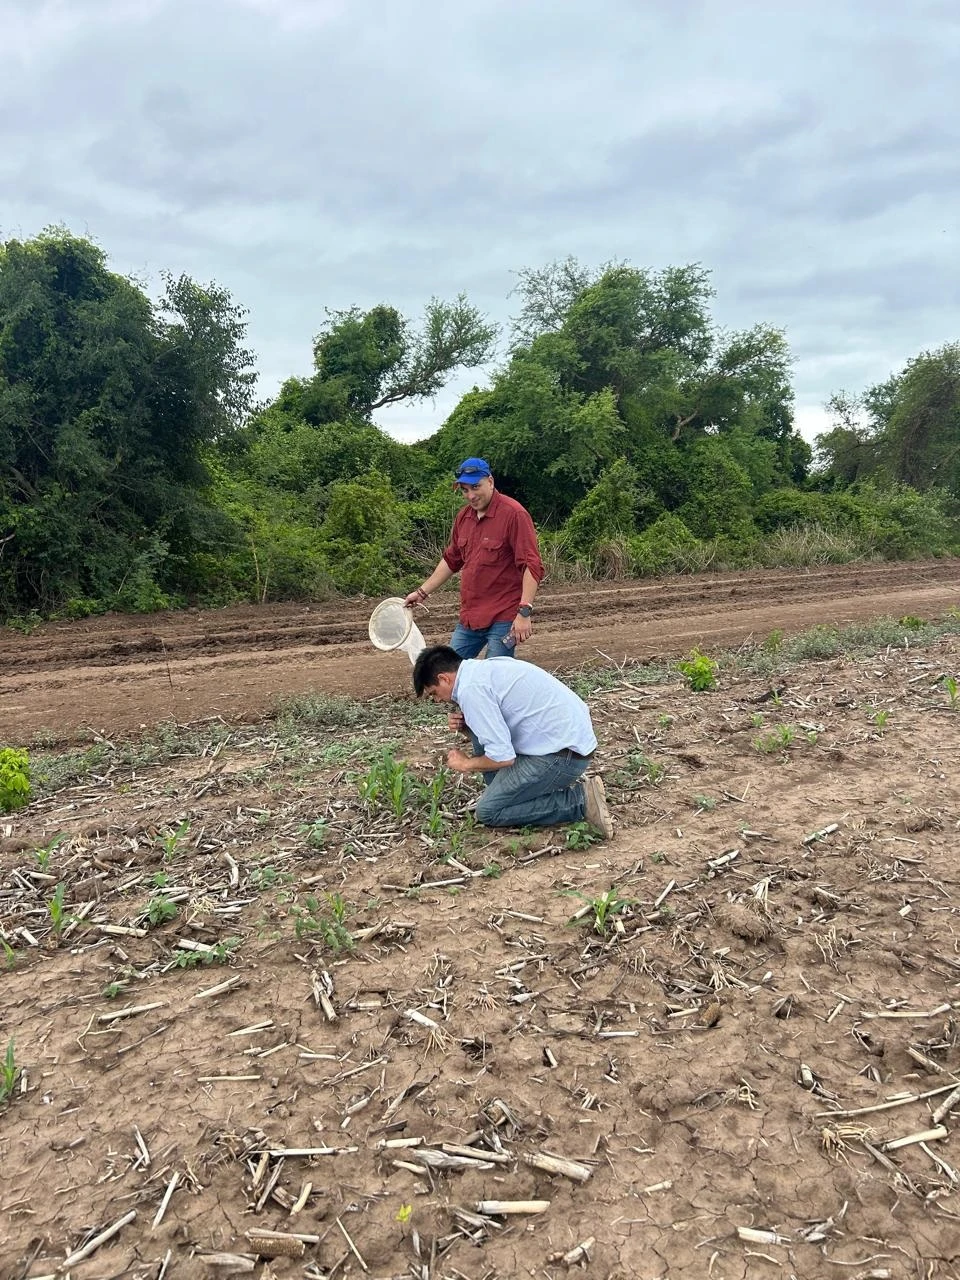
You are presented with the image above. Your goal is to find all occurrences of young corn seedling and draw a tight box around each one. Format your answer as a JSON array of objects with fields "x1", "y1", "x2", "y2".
[
  {"x1": 569, "y1": 887, "x2": 635, "y2": 936},
  {"x1": 869, "y1": 709, "x2": 890, "y2": 731},
  {"x1": 47, "y1": 882, "x2": 68, "y2": 935},
  {"x1": 943, "y1": 675, "x2": 958, "y2": 708},
  {"x1": 420, "y1": 769, "x2": 449, "y2": 837},
  {"x1": 357, "y1": 750, "x2": 415, "y2": 820},
  {"x1": 158, "y1": 820, "x2": 191, "y2": 862},
  {"x1": 34, "y1": 833, "x2": 68, "y2": 871},
  {"x1": 0, "y1": 1039, "x2": 19, "y2": 1103}
]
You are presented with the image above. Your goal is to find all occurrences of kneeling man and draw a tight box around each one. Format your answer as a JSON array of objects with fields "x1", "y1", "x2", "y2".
[{"x1": 413, "y1": 645, "x2": 613, "y2": 838}]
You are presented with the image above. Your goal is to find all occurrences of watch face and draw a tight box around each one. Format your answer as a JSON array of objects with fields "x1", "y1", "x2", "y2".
[{"x1": 518, "y1": 606, "x2": 532, "y2": 617}]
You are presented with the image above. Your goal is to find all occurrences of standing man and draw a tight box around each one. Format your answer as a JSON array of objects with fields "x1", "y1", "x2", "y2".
[
  {"x1": 413, "y1": 645, "x2": 613, "y2": 837},
  {"x1": 404, "y1": 458, "x2": 544, "y2": 659}
]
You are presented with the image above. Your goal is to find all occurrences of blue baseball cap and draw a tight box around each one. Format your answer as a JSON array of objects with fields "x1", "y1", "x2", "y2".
[{"x1": 455, "y1": 457, "x2": 492, "y2": 483}]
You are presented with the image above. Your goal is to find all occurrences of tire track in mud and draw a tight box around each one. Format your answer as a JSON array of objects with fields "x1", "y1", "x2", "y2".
[{"x1": 2, "y1": 559, "x2": 958, "y2": 743}]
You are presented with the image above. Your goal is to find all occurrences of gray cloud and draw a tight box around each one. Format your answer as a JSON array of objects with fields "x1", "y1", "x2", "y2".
[{"x1": 1, "y1": 0, "x2": 958, "y2": 444}]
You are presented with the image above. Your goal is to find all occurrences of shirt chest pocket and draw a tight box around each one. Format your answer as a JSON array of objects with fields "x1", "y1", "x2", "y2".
[{"x1": 478, "y1": 538, "x2": 505, "y2": 565}]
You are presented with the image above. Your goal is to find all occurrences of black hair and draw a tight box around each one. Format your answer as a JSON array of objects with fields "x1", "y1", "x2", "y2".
[{"x1": 412, "y1": 644, "x2": 463, "y2": 697}]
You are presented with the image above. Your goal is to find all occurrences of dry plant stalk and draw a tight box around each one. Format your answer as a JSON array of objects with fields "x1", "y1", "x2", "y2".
[
  {"x1": 476, "y1": 1200, "x2": 551, "y2": 1215},
  {"x1": 523, "y1": 1152, "x2": 593, "y2": 1182},
  {"x1": 247, "y1": 1233, "x2": 306, "y2": 1259},
  {"x1": 63, "y1": 1210, "x2": 137, "y2": 1267}
]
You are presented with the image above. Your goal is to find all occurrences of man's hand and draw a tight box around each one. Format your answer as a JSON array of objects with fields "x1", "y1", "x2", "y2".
[
  {"x1": 446, "y1": 748, "x2": 474, "y2": 773},
  {"x1": 512, "y1": 613, "x2": 533, "y2": 644},
  {"x1": 403, "y1": 587, "x2": 426, "y2": 608},
  {"x1": 448, "y1": 711, "x2": 467, "y2": 733}
]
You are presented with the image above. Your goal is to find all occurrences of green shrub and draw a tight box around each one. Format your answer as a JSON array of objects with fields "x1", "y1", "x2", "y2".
[
  {"x1": 0, "y1": 749, "x2": 30, "y2": 813},
  {"x1": 676, "y1": 649, "x2": 718, "y2": 692},
  {"x1": 560, "y1": 459, "x2": 640, "y2": 556},
  {"x1": 754, "y1": 489, "x2": 862, "y2": 533},
  {"x1": 628, "y1": 513, "x2": 705, "y2": 576},
  {"x1": 853, "y1": 484, "x2": 958, "y2": 559}
]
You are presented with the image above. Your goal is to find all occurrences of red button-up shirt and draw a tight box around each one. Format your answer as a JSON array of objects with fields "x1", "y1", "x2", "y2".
[{"x1": 442, "y1": 490, "x2": 545, "y2": 629}]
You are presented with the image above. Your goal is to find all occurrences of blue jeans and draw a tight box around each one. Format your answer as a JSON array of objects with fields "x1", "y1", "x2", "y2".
[
  {"x1": 450, "y1": 620, "x2": 516, "y2": 660},
  {"x1": 475, "y1": 751, "x2": 590, "y2": 829}
]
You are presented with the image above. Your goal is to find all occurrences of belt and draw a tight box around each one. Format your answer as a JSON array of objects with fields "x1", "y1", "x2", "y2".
[{"x1": 559, "y1": 747, "x2": 595, "y2": 760}]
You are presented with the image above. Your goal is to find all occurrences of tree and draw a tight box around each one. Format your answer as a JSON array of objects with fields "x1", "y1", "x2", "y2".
[
  {"x1": 0, "y1": 228, "x2": 255, "y2": 615},
  {"x1": 815, "y1": 346, "x2": 960, "y2": 495},
  {"x1": 306, "y1": 295, "x2": 498, "y2": 420},
  {"x1": 882, "y1": 344, "x2": 960, "y2": 493},
  {"x1": 430, "y1": 257, "x2": 805, "y2": 523},
  {"x1": 509, "y1": 256, "x2": 596, "y2": 347}
]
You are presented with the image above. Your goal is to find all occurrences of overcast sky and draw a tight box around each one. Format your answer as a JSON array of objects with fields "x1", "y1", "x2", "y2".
[{"x1": 2, "y1": 0, "x2": 958, "y2": 444}]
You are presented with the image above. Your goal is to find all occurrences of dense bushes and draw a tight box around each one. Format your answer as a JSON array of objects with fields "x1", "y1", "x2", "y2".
[{"x1": 2, "y1": 234, "x2": 958, "y2": 623}]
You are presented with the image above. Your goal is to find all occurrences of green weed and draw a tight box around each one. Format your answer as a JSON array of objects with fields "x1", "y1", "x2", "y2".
[
  {"x1": 300, "y1": 820, "x2": 330, "y2": 849},
  {"x1": 292, "y1": 893, "x2": 354, "y2": 953},
  {"x1": 692, "y1": 794, "x2": 716, "y2": 811},
  {"x1": 676, "y1": 649, "x2": 718, "y2": 692},
  {"x1": 566, "y1": 821, "x2": 601, "y2": 850},
  {"x1": 753, "y1": 724, "x2": 796, "y2": 755},
  {"x1": 145, "y1": 895, "x2": 177, "y2": 927},
  {"x1": 2, "y1": 940, "x2": 16, "y2": 970},
  {"x1": 249, "y1": 863, "x2": 291, "y2": 890},
  {"x1": 0, "y1": 748, "x2": 31, "y2": 813},
  {"x1": 173, "y1": 938, "x2": 239, "y2": 968},
  {"x1": 899, "y1": 615, "x2": 924, "y2": 629},
  {"x1": 625, "y1": 750, "x2": 665, "y2": 785}
]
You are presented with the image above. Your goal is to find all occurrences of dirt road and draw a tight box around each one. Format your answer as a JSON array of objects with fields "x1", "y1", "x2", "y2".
[{"x1": 2, "y1": 559, "x2": 958, "y2": 743}]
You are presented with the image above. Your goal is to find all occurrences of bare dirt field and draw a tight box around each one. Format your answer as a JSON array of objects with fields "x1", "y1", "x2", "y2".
[
  {"x1": 2, "y1": 564, "x2": 960, "y2": 1280},
  {"x1": 3, "y1": 559, "x2": 960, "y2": 746}
]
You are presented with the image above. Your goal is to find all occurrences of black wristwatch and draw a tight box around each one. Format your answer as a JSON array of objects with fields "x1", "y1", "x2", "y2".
[{"x1": 517, "y1": 604, "x2": 534, "y2": 618}]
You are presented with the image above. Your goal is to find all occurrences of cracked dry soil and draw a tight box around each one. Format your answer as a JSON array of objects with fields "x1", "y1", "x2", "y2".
[{"x1": 2, "y1": 627, "x2": 960, "y2": 1279}]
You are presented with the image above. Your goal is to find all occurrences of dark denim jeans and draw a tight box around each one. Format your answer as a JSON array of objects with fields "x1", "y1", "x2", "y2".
[{"x1": 475, "y1": 751, "x2": 590, "y2": 829}]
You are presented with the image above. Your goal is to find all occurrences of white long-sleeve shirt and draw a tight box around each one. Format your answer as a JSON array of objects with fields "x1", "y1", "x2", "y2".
[{"x1": 452, "y1": 658, "x2": 597, "y2": 764}]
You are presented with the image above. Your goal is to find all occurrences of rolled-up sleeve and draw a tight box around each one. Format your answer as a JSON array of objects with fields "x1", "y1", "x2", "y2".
[
  {"x1": 442, "y1": 511, "x2": 465, "y2": 573},
  {"x1": 510, "y1": 509, "x2": 545, "y2": 582},
  {"x1": 442, "y1": 539, "x2": 464, "y2": 573}
]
